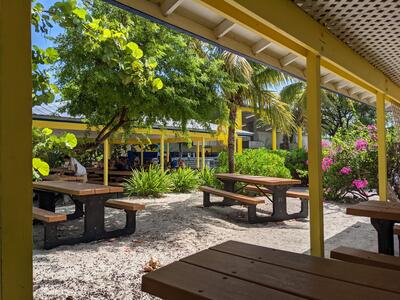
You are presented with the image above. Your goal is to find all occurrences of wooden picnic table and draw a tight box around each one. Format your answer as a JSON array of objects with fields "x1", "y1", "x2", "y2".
[
  {"x1": 44, "y1": 174, "x2": 86, "y2": 182},
  {"x1": 142, "y1": 240, "x2": 400, "y2": 299},
  {"x1": 346, "y1": 200, "x2": 400, "y2": 255},
  {"x1": 215, "y1": 173, "x2": 304, "y2": 222},
  {"x1": 33, "y1": 181, "x2": 124, "y2": 248}
]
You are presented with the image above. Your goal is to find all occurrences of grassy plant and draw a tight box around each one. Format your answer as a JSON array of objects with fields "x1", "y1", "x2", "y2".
[
  {"x1": 198, "y1": 167, "x2": 220, "y2": 188},
  {"x1": 170, "y1": 167, "x2": 200, "y2": 193},
  {"x1": 124, "y1": 165, "x2": 172, "y2": 197}
]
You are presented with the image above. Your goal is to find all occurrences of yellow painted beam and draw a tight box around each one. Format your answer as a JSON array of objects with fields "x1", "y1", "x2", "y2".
[
  {"x1": 199, "y1": 0, "x2": 400, "y2": 104},
  {"x1": 377, "y1": 92, "x2": 387, "y2": 201},
  {"x1": 297, "y1": 127, "x2": 303, "y2": 149},
  {"x1": 196, "y1": 142, "x2": 200, "y2": 169},
  {"x1": 103, "y1": 139, "x2": 109, "y2": 186},
  {"x1": 202, "y1": 137, "x2": 206, "y2": 170},
  {"x1": 0, "y1": 1, "x2": 32, "y2": 298},
  {"x1": 160, "y1": 135, "x2": 165, "y2": 172},
  {"x1": 272, "y1": 127, "x2": 277, "y2": 150},
  {"x1": 306, "y1": 52, "x2": 324, "y2": 257}
]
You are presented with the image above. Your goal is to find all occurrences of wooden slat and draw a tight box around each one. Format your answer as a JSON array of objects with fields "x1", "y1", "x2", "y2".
[
  {"x1": 32, "y1": 207, "x2": 66, "y2": 223},
  {"x1": 142, "y1": 261, "x2": 303, "y2": 300},
  {"x1": 211, "y1": 240, "x2": 400, "y2": 294},
  {"x1": 199, "y1": 186, "x2": 264, "y2": 205},
  {"x1": 182, "y1": 249, "x2": 400, "y2": 300},
  {"x1": 32, "y1": 181, "x2": 123, "y2": 196},
  {"x1": 216, "y1": 173, "x2": 301, "y2": 186},
  {"x1": 331, "y1": 246, "x2": 400, "y2": 271},
  {"x1": 244, "y1": 185, "x2": 309, "y2": 200},
  {"x1": 105, "y1": 199, "x2": 145, "y2": 211},
  {"x1": 346, "y1": 201, "x2": 400, "y2": 221}
]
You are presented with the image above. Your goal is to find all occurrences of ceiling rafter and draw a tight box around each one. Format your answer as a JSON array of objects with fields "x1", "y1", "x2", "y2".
[
  {"x1": 160, "y1": 0, "x2": 185, "y2": 16},
  {"x1": 214, "y1": 19, "x2": 236, "y2": 39}
]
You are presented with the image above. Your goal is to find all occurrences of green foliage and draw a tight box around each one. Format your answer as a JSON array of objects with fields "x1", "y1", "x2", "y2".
[
  {"x1": 198, "y1": 167, "x2": 220, "y2": 188},
  {"x1": 32, "y1": 127, "x2": 78, "y2": 180},
  {"x1": 124, "y1": 165, "x2": 172, "y2": 197},
  {"x1": 170, "y1": 167, "x2": 200, "y2": 193},
  {"x1": 218, "y1": 149, "x2": 291, "y2": 178},
  {"x1": 284, "y1": 149, "x2": 308, "y2": 183}
]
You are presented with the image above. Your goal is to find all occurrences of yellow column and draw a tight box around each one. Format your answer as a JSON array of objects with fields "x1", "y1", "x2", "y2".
[
  {"x1": 272, "y1": 126, "x2": 277, "y2": 150},
  {"x1": 377, "y1": 92, "x2": 387, "y2": 201},
  {"x1": 202, "y1": 137, "x2": 206, "y2": 170},
  {"x1": 236, "y1": 107, "x2": 243, "y2": 153},
  {"x1": 166, "y1": 142, "x2": 170, "y2": 163},
  {"x1": 0, "y1": 1, "x2": 32, "y2": 298},
  {"x1": 140, "y1": 147, "x2": 144, "y2": 167},
  {"x1": 160, "y1": 135, "x2": 165, "y2": 172},
  {"x1": 196, "y1": 142, "x2": 200, "y2": 169},
  {"x1": 307, "y1": 52, "x2": 324, "y2": 257},
  {"x1": 297, "y1": 127, "x2": 303, "y2": 149},
  {"x1": 103, "y1": 139, "x2": 109, "y2": 186},
  {"x1": 237, "y1": 137, "x2": 243, "y2": 154}
]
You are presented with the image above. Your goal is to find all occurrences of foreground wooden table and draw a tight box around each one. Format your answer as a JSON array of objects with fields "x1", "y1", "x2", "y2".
[
  {"x1": 215, "y1": 173, "x2": 304, "y2": 221},
  {"x1": 346, "y1": 201, "x2": 400, "y2": 255},
  {"x1": 142, "y1": 241, "x2": 400, "y2": 299}
]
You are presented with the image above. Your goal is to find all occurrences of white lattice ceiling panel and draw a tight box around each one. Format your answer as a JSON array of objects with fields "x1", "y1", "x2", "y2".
[{"x1": 293, "y1": 0, "x2": 400, "y2": 85}]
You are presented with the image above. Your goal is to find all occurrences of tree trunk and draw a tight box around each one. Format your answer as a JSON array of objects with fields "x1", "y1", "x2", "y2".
[{"x1": 228, "y1": 103, "x2": 237, "y2": 173}]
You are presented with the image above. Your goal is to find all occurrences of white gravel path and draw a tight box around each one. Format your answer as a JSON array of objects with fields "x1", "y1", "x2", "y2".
[{"x1": 33, "y1": 192, "x2": 396, "y2": 300}]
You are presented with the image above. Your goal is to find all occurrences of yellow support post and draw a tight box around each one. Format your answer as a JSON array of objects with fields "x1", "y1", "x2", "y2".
[
  {"x1": 166, "y1": 142, "x2": 170, "y2": 163},
  {"x1": 0, "y1": 1, "x2": 32, "y2": 298},
  {"x1": 196, "y1": 142, "x2": 200, "y2": 169},
  {"x1": 237, "y1": 137, "x2": 243, "y2": 154},
  {"x1": 377, "y1": 92, "x2": 387, "y2": 201},
  {"x1": 306, "y1": 52, "x2": 324, "y2": 257},
  {"x1": 272, "y1": 127, "x2": 277, "y2": 150},
  {"x1": 202, "y1": 137, "x2": 206, "y2": 170},
  {"x1": 236, "y1": 107, "x2": 243, "y2": 153},
  {"x1": 103, "y1": 139, "x2": 109, "y2": 186},
  {"x1": 160, "y1": 135, "x2": 165, "y2": 172},
  {"x1": 140, "y1": 147, "x2": 144, "y2": 167},
  {"x1": 297, "y1": 127, "x2": 303, "y2": 149}
]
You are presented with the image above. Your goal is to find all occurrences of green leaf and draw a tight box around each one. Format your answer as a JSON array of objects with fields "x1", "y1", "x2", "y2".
[
  {"x1": 103, "y1": 28, "x2": 112, "y2": 39},
  {"x1": 152, "y1": 78, "x2": 163, "y2": 90},
  {"x1": 64, "y1": 133, "x2": 78, "y2": 149},
  {"x1": 73, "y1": 8, "x2": 87, "y2": 20},
  {"x1": 42, "y1": 128, "x2": 53, "y2": 136},
  {"x1": 126, "y1": 42, "x2": 143, "y2": 59},
  {"x1": 45, "y1": 48, "x2": 59, "y2": 62},
  {"x1": 32, "y1": 158, "x2": 50, "y2": 176}
]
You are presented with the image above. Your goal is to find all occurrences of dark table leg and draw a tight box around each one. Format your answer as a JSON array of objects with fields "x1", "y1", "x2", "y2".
[
  {"x1": 371, "y1": 218, "x2": 395, "y2": 255},
  {"x1": 78, "y1": 196, "x2": 106, "y2": 240},
  {"x1": 270, "y1": 185, "x2": 290, "y2": 220},
  {"x1": 222, "y1": 179, "x2": 236, "y2": 206},
  {"x1": 37, "y1": 191, "x2": 56, "y2": 212}
]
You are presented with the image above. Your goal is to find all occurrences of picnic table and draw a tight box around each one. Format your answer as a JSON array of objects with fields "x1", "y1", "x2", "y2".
[
  {"x1": 93, "y1": 169, "x2": 132, "y2": 177},
  {"x1": 33, "y1": 181, "x2": 127, "y2": 248},
  {"x1": 45, "y1": 174, "x2": 86, "y2": 182},
  {"x1": 347, "y1": 200, "x2": 400, "y2": 255},
  {"x1": 215, "y1": 173, "x2": 303, "y2": 222},
  {"x1": 142, "y1": 240, "x2": 400, "y2": 299}
]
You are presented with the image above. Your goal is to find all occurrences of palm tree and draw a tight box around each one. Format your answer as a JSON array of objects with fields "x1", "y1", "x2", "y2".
[{"x1": 220, "y1": 51, "x2": 295, "y2": 172}]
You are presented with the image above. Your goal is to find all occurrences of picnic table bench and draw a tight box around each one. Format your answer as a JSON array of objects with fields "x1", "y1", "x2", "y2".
[
  {"x1": 142, "y1": 240, "x2": 400, "y2": 299},
  {"x1": 346, "y1": 200, "x2": 400, "y2": 255},
  {"x1": 33, "y1": 181, "x2": 144, "y2": 249},
  {"x1": 200, "y1": 173, "x2": 304, "y2": 223}
]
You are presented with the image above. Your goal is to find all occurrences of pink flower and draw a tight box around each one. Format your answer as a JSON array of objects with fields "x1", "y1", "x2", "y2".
[
  {"x1": 336, "y1": 146, "x2": 343, "y2": 153},
  {"x1": 322, "y1": 157, "x2": 333, "y2": 171},
  {"x1": 355, "y1": 139, "x2": 368, "y2": 151},
  {"x1": 352, "y1": 179, "x2": 368, "y2": 190},
  {"x1": 367, "y1": 124, "x2": 377, "y2": 132},
  {"x1": 321, "y1": 140, "x2": 331, "y2": 148},
  {"x1": 340, "y1": 167, "x2": 352, "y2": 175}
]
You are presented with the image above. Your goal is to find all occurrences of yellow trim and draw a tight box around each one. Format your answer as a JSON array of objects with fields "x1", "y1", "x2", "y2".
[
  {"x1": 0, "y1": 0, "x2": 33, "y2": 297},
  {"x1": 202, "y1": 137, "x2": 206, "y2": 170},
  {"x1": 160, "y1": 135, "x2": 165, "y2": 172},
  {"x1": 196, "y1": 142, "x2": 200, "y2": 169},
  {"x1": 140, "y1": 148, "x2": 144, "y2": 167},
  {"x1": 272, "y1": 127, "x2": 277, "y2": 150},
  {"x1": 297, "y1": 127, "x2": 303, "y2": 149},
  {"x1": 306, "y1": 52, "x2": 324, "y2": 257},
  {"x1": 377, "y1": 92, "x2": 387, "y2": 201},
  {"x1": 103, "y1": 139, "x2": 109, "y2": 186},
  {"x1": 166, "y1": 142, "x2": 170, "y2": 163}
]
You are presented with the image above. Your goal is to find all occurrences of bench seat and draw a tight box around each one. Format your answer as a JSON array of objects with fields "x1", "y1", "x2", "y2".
[
  {"x1": 33, "y1": 207, "x2": 67, "y2": 223},
  {"x1": 199, "y1": 186, "x2": 264, "y2": 205},
  {"x1": 105, "y1": 199, "x2": 145, "y2": 211},
  {"x1": 244, "y1": 185, "x2": 309, "y2": 200},
  {"x1": 331, "y1": 246, "x2": 400, "y2": 271}
]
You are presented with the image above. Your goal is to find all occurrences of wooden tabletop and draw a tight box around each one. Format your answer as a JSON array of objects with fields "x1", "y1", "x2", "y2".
[
  {"x1": 93, "y1": 169, "x2": 132, "y2": 176},
  {"x1": 216, "y1": 173, "x2": 301, "y2": 186},
  {"x1": 142, "y1": 240, "x2": 400, "y2": 300},
  {"x1": 346, "y1": 201, "x2": 400, "y2": 221},
  {"x1": 44, "y1": 175, "x2": 86, "y2": 182},
  {"x1": 33, "y1": 181, "x2": 123, "y2": 196}
]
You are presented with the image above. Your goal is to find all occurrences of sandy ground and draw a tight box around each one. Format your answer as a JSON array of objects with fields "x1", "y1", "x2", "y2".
[{"x1": 33, "y1": 192, "x2": 398, "y2": 300}]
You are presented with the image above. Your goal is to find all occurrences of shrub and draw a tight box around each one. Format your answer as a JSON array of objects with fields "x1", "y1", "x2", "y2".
[
  {"x1": 198, "y1": 167, "x2": 221, "y2": 188},
  {"x1": 284, "y1": 149, "x2": 308, "y2": 184},
  {"x1": 124, "y1": 165, "x2": 172, "y2": 197},
  {"x1": 217, "y1": 149, "x2": 291, "y2": 178},
  {"x1": 171, "y1": 167, "x2": 200, "y2": 193}
]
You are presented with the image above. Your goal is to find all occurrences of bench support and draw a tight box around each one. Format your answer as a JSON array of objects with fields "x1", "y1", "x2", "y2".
[
  {"x1": 371, "y1": 218, "x2": 395, "y2": 255},
  {"x1": 43, "y1": 222, "x2": 61, "y2": 250}
]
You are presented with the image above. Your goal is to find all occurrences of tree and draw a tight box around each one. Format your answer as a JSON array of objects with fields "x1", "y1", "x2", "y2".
[
  {"x1": 219, "y1": 51, "x2": 294, "y2": 172},
  {"x1": 49, "y1": 0, "x2": 227, "y2": 147}
]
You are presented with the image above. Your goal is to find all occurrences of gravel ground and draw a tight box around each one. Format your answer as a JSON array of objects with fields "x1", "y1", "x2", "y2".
[{"x1": 33, "y1": 192, "x2": 396, "y2": 300}]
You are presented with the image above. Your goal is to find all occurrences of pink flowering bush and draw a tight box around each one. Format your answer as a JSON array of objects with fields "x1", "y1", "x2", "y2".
[
  {"x1": 355, "y1": 139, "x2": 368, "y2": 151},
  {"x1": 340, "y1": 167, "x2": 352, "y2": 175}
]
